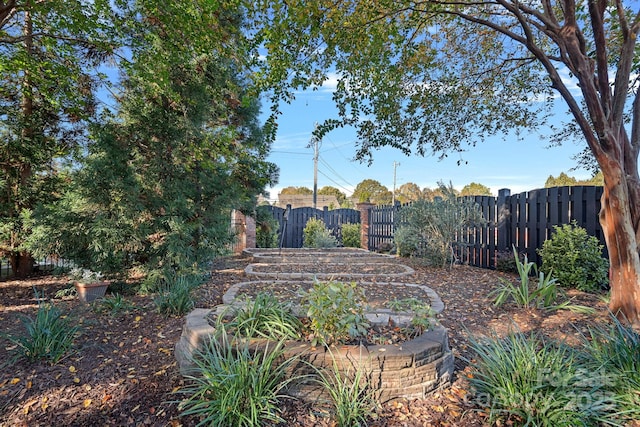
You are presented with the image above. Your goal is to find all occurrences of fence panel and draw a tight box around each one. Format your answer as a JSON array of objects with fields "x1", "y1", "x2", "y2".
[
  {"x1": 367, "y1": 204, "x2": 396, "y2": 250},
  {"x1": 265, "y1": 205, "x2": 360, "y2": 248},
  {"x1": 367, "y1": 185, "x2": 605, "y2": 268}
]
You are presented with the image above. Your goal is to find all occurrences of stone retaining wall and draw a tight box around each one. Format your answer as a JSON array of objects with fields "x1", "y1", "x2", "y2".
[{"x1": 174, "y1": 307, "x2": 453, "y2": 403}]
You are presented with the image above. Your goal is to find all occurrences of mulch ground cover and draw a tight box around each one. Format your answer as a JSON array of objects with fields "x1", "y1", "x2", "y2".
[{"x1": 0, "y1": 255, "x2": 614, "y2": 426}]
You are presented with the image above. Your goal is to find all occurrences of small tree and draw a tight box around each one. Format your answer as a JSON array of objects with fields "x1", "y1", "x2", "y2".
[
  {"x1": 395, "y1": 182, "x2": 485, "y2": 268},
  {"x1": 303, "y1": 217, "x2": 337, "y2": 248}
]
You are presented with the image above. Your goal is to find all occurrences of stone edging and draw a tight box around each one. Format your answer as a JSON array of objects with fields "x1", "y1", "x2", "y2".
[{"x1": 244, "y1": 262, "x2": 415, "y2": 279}]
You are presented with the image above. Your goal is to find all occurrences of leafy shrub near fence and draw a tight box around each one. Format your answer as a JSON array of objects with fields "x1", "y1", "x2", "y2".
[
  {"x1": 340, "y1": 222, "x2": 360, "y2": 247},
  {"x1": 303, "y1": 217, "x2": 337, "y2": 248},
  {"x1": 256, "y1": 205, "x2": 280, "y2": 248},
  {"x1": 537, "y1": 221, "x2": 609, "y2": 292},
  {"x1": 394, "y1": 182, "x2": 485, "y2": 267}
]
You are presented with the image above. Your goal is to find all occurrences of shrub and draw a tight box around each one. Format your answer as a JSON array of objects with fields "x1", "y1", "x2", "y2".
[
  {"x1": 303, "y1": 217, "x2": 337, "y2": 248},
  {"x1": 6, "y1": 298, "x2": 80, "y2": 364},
  {"x1": 179, "y1": 328, "x2": 296, "y2": 426},
  {"x1": 394, "y1": 225, "x2": 422, "y2": 258},
  {"x1": 538, "y1": 221, "x2": 609, "y2": 292},
  {"x1": 340, "y1": 222, "x2": 361, "y2": 248},
  {"x1": 387, "y1": 297, "x2": 436, "y2": 336},
  {"x1": 300, "y1": 280, "x2": 369, "y2": 346},
  {"x1": 256, "y1": 205, "x2": 280, "y2": 248},
  {"x1": 394, "y1": 182, "x2": 485, "y2": 268}
]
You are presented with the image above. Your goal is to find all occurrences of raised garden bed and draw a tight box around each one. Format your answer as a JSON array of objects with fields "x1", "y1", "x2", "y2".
[
  {"x1": 175, "y1": 279, "x2": 452, "y2": 402},
  {"x1": 244, "y1": 262, "x2": 415, "y2": 279}
]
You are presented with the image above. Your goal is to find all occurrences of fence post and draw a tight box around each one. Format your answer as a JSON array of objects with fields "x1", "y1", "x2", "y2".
[
  {"x1": 356, "y1": 202, "x2": 374, "y2": 250},
  {"x1": 497, "y1": 188, "x2": 511, "y2": 253}
]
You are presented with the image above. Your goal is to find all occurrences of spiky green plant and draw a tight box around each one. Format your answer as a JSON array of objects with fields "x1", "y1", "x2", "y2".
[
  {"x1": 466, "y1": 330, "x2": 614, "y2": 426},
  {"x1": 179, "y1": 327, "x2": 297, "y2": 426},
  {"x1": 311, "y1": 348, "x2": 377, "y2": 427},
  {"x1": 226, "y1": 292, "x2": 302, "y2": 340},
  {"x1": 7, "y1": 299, "x2": 79, "y2": 364}
]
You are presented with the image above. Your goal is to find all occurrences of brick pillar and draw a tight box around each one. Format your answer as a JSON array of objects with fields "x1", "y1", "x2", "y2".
[
  {"x1": 356, "y1": 202, "x2": 374, "y2": 250},
  {"x1": 231, "y1": 210, "x2": 256, "y2": 255},
  {"x1": 245, "y1": 215, "x2": 256, "y2": 250}
]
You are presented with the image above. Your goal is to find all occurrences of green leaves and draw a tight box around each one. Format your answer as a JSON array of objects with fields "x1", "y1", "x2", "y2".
[{"x1": 300, "y1": 279, "x2": 370, "y2": 346}]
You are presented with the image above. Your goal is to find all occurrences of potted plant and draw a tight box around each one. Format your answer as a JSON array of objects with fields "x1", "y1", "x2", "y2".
[{"x1": 70, "y1": 267, "x2": 108, "y2": 303}]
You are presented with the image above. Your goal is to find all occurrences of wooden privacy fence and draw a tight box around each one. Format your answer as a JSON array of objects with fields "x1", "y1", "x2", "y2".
[
  {"x1": 265, "y1": 205, "x2": 360, "y2": 248},
  {"x1": 368, "y1": 186, "x2": 605, "y2": 268}
]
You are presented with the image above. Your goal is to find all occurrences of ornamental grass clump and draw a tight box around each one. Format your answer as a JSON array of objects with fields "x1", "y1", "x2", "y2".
[
  {"x1": 179, "y1": 325, "x2": 298, "y2": 426},
  {"x1": 580, "y1": 315, "x2": 640, "y2": 422},
  {"x1": 225, "y1": 292, "x2": 302, "y2": 341},
  {"x1": 310, "y1": 348, "x2": 378, "y2": 427},
  {"x1": 490, "y1": 247, "x2": 594, "y2": 314},
  {"x1": 154, "y1": 273, "x2": 204, "y2": 316},
  {"x1": 466, "y1": 330, "x2": 615, "y2": 426},
  {"x1": 6, "y1": 294, "x2": 80, "y2": 364}
]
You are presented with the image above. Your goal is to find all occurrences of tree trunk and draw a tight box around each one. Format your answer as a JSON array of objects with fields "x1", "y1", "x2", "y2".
[
  {"x1": 9, "y1": 252, "x2": 35, "y2": 278},
  {"x1": 599, "y1": 168, "x2": 640, "y2": 328}
]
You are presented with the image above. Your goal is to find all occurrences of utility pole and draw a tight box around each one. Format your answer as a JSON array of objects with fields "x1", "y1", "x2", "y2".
[
  {"x1": 392, "y1": 161, "x2": 400, "y2": 206},
  {"x1": 310, "y1": 123, "x2": 321, "y2": 210}
]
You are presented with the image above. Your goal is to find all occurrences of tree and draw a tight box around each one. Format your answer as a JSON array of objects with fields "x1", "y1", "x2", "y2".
[
  {"x1": 460, "y1": 183, "x2": 492, "y2": 197},
  {"x1": 0, "y1": 1, "x2": 115, "y2": 277},
  {"x1": 395, "y1": 182, "x2": 423, "y2": 204},
  {"x1": 28, "y1": 2, "x2": 278, "y2": 275},
  {"x1": 318, "y1": 185, "x2": 347, "y2": 206},
  {"x1": 545, "y1": 172, "x2": 605, "y2": 187},
  {"x1": 352, "y1": 179, "x2": 392, "y2": 205},
  {"x1": 280, "y1": 186, "x2": 313, "y2": 195},
  {"x1": 545, "y1": 173, "x2": 579, "y2": 188},
  {"x1": 422, "y1": 186, "x2": 456, "y2": 201},
  {"x1": 251, "y1": 1, "x2": 640, "y2": 326}
]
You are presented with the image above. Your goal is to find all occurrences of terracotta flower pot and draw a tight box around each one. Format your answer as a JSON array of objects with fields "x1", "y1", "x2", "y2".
[{"x1": 75, "y1": 281, "x2": 109, "y2": 303}]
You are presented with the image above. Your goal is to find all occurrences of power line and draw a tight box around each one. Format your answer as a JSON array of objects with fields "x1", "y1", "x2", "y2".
[
  {"x1": 317, "y1": 169, "x2": 353, "y2": 194},
  {"x1": 318, "y1": 157, "x2": 355, "y2": 188}
]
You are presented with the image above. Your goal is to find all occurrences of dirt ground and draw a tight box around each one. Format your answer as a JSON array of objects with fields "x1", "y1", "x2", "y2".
[{"x1": 0, "y1": 255, "x2": 612, "y2": 426}]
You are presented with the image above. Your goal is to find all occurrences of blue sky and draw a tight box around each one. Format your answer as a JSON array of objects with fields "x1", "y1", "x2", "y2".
[{"x1": 261, "y1": 79, "x2": 595, "y2": 203}]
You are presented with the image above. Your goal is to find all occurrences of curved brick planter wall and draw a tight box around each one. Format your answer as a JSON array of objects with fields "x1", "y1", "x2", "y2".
[
  {"x1": 175, "y1": 250, "x2": 453, "y2": 403},
  {"x1": 174, "y1": 308, "x2": 452, "y2": 402}
]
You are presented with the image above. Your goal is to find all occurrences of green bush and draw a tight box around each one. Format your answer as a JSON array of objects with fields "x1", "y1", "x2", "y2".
[
  {"x1": 340, "y1": 222, "x2": 361, "y2": 248},
  {"x1": 256, "y1": 205, "x2": 280, "y2": 248},
  {"x1": 538, "y1": 221, "x2": 609, "y2": 292},
  {"x1": 300, "y1": 280, "x2": 369, "y2": 346},
  {"x1": 394, "y1": 182, "x2": 485, "y2": 268},
  {"x1": 7, "y1": 299, "x2": 80, "y2": 364},
  {"x1": 303, "y1": 217, "x2": 337, "y2": 248}
]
